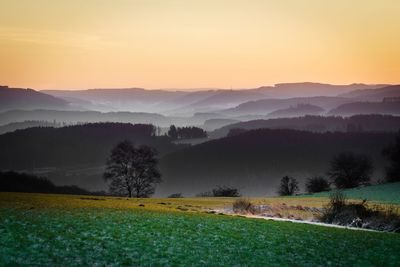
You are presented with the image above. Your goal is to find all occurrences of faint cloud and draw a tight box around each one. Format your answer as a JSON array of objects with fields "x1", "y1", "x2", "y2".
[{"x1": 0, "y1": 27, "x2": 120, "y2": 49}]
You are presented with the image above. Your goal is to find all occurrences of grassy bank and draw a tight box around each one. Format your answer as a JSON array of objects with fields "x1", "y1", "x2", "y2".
[
  {"x1": 300, "y1": 182, "x2": 400, "y2": 204},
  {"x1": 1, "y1": 192, "x2": 400, "y2": 266}
]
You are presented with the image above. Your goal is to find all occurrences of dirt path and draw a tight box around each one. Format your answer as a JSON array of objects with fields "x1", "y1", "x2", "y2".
[{"x1": 214, "y1": 210, "x2": 381, "y2": 232}]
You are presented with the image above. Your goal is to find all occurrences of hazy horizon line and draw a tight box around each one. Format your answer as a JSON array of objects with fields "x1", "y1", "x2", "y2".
[{"x1": 1, "y1": 81, "x2": 395, "y2": 92}]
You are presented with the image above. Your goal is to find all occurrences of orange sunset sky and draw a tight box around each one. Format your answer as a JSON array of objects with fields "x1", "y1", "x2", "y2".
[{"x1": 1, "y1": 0, "x2": 399, "y2": 90}]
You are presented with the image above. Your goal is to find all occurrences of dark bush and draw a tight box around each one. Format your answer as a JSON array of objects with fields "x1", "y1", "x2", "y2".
[
  {"x1": 233, "y1": 198, "x2": 255, "y2": 214},
  {"x1": 320, "y1": 191, "x2": 400, "y2": 232},
  {"x1": 212, "y1": 186, "x2": 241, "y2": 197},
  {"x1": 196, "y1": 191, "x2": 213, "y2": 197},
  {"x1": 168, "y1": 193, "x2": 183, "y2": 198},
  {"x1": 320, "y1": 191, "x2": 347, "y2": 223},
  {"x1": 305, "y1": 176, "x2": 330, "y2": 193}
]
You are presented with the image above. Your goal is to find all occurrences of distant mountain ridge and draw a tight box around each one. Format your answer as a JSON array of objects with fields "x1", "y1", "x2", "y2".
[
  {"x1": 328, "y1": 99, "x2": 400, "y2": 116},
  {"x1": 40, "y1": 83, "x2": 391, "y2": 114},
  {"x1": 219, "y1": 96, "x2": 353, "y2": 116},
  {"x1": 254, "y1": 82, "x2": 388, "y2": 98},
  {"x1": 0, "y1": 86, "x2": 69, "y2": 112},
  {"x1": 339, "y1": 85, "x2": 400, "y2": 101},
  {"x1": 0, "y1": 110, "x2": 170, "y2": 126},
  {"x1": 211, "y1": 114, "x2": 400, "y2": 138}
]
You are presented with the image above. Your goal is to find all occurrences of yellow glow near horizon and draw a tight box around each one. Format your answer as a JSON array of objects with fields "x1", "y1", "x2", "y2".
[{"x1": 1, "y1": 0, "x2": 399, "y2": 89}]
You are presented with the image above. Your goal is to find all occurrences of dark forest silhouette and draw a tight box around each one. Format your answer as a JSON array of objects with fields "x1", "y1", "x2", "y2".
[{"x1": 0, "y1": 171, "x2": 103, "y2": 195}]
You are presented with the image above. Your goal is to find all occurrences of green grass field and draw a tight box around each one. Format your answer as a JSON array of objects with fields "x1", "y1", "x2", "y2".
[
  {"x1": 301, "y1": 182, "x2": 400, "y2": 204},
  {"x1": 1, "y1": 193, "x2": 399, "y2": 266}
]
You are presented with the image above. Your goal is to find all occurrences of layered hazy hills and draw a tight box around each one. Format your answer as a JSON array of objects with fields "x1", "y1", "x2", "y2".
[
  {"x1": 266, "y1": 104, "x2": 324, "y2": 118},
  {"x1": 2, "y1": 83, "x2": 397, "y2": 116},
  {"x1": 218, "y1": 85, "x2": 400, "y2": 117},
  {"x1": 329, "y1": 99, "x2": 400, "y2": 116},
  {"x1": 0, "y1": 86, "x2": 70, "y2": 112},
  {"x1": 40, "y1": 83, "x2": 389, "y2": 114},
  {"x1": 0, "y1": 110, "x2": 171, "y2": 127},
  {"x1": 219, "y1": 96, "x2": 353, "y2": 116},
  {"x1": 339, "y1": 85, "x2": 400, "y2": 101},
  {"x1": 253, "y1": 82, "x2": 388, "y2": 98},
  {"x1": 211, "y1": 114, "x2": 400, "y2": 138},
  {"x1": 42, "y1": 88, "x2": 186, "y2": 113}
]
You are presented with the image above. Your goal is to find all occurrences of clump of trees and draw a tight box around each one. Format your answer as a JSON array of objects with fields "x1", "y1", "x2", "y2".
[
  {"x1": 383, "y1": 130, "x2": 400, "y2": 182},
  {"x1": 168, "y1": 125, "x2": 207, "y2": 140},
  {"x1": 197, "y1": 186, "x2": 241, "y2": 197},
  {"x1": 104, "y1": 140, "x2": 161, "y2": 198},
  {"x1": 305, "y1": 176, "x2": 330, "y2": 193},
  {"x1": 277, "y1": 176, "x2": 299, "y2": 196},
  {"x1": 213, "y1": 186, "x2": 241, "y2": 197},
  {"x1": 168, "y1": 193, "x2": 183, "y2": 198},
  {"x1": 327, "y1": 152, "x2": 373, "y2": 189}
]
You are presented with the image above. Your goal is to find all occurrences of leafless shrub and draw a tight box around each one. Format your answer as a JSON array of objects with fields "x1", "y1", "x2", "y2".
[
  {"x1": 320, "y1": 191, "x2": 400, "y2": 232},
  {"x1": 233, "y1": 198, "x2": 255, "y2": 214}
]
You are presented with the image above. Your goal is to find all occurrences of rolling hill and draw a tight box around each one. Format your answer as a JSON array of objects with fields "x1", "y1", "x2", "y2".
[
  {"x1": 0, "y1": 86, "x2": 69, "y2": 112},
  {"x1": 0, "y1": 109, "x2": 171, "y2": 127},
  {"x1": 210, "y1": 114, "x2": 400, "y2": 138},
  {"x1": 158, "y1": 129, "x2": 395, "y2": 196},
  {"x1": 0, "y1": 123, "x2": 181, "y2": 190},
  {"x1": 328, "y1": 99, "x2": 400, "y2": 116},
  {"x1": 266, "y1": 104, "x2": 324, "y2": 118},
  {"x1": 339, "y1": 85, "x2": 400, "y2": 101},
  {"x1": 219, "y1": 96, "x2": 353, "y2": 116},
  {"x1": 303, "y1": 182, "x2": 400, "y2": 204},
  {"x1": 254, "y1": 82, "x2": 388, "y2": 98},
  {"x1": 40, "y1": 83, "x2": 389, "y2": 115}
]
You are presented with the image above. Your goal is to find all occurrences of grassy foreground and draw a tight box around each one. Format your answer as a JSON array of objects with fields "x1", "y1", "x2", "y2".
[
  {"x1": 301, "y1": 182, "x2": 400, "y2": 204},
  {"x1": 1, "y1": 193, "x2": 400, "y2": 266}
]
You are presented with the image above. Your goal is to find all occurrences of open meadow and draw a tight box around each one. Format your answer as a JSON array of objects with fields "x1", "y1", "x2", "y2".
[{"x1": 1, "y1": 192, "x2": 399, "y2": 266}]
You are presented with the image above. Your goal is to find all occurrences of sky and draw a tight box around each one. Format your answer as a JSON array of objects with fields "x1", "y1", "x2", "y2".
[{"x1": 0, "y1": 0, "x2": 399, "y2": 90}]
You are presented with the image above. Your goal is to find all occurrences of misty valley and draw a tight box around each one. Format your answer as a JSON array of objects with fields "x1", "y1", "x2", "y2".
[{"x1": 2, "y1": 82, "x2": 400, "y2": 266}]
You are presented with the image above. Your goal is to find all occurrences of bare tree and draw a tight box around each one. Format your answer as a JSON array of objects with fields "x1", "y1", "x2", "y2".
[
  {"x1": 278, "y1": 176, "x2": 299, "y2": 196},
  {"x1": 383, "y1": 130, "x2": 400, "y2": 182},
  {"x1": 104, "y1": 140, "x2": 161, "y2": 197},
  {"x1": 305, "y1": 176, "x2": 330, "y2": 193},
  {"x1": 327, "y1": 152, "x2": 373, "y2": 189}
]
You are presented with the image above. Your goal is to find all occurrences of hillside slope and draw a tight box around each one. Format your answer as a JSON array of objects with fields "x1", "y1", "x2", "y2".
[
  {"x1": 0, "y1": 86, "x2": 69, "y2": 112},
  {"x1": 305, "y1": 182, "x2": 400, "y2": 204},
  {"x1": 339, "y1": 85, "x2": 400, "y2": 101},
  {"x1": 328, "y1": 100, "x2": 400, "y2": 116},
  {"x1": 211, "y1": 114, "x2": 400, "y2": 138},
  {"x1": 266, "y1": 104, "x2": 324, "y2": 118},
  {"x1": 158, "y1": 129, "x2": 395, "y2": 196}
]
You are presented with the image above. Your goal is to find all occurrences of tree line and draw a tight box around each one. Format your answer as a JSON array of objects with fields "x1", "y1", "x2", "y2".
[
  {"x1": 277, "y1": 134, "x2": 400, "y2": 196},
  {"x1": 2, "y1": 127, "x2": 399, "y2": 198},
  {"x1": 104, "y1": 130, "x2": 400, "y2": 198},
  {"x1": 0, "y1": 171, "x2": 105, "y2": 195},
  {"x1": 167, "y1": 125, "x2": 207, "y2": 140}
]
